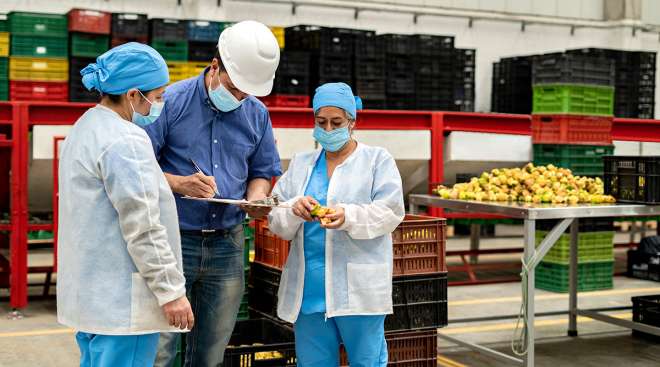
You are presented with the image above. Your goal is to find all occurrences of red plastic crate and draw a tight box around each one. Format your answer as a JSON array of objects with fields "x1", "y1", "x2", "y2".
[
  {"x1": 532, "y1": 114, "x2": 613, "y2": 145},
  {"x1": 254, "y1": 218, "x2": 291, "y2": 271},
  {"x1": 393, "y1": 215, "x2": 447, "y2": 276},
  {"x1": 260, "y1": 94, "x2": 310, "y2": 108},
  {"x1": 68, "y1": 9, "x2": 112, "y2": 34},
  {"x1": 111, "y1": 36, "x2": 149, "y2": 48},
  {"x1": 10, "y1": 81, "x2": 68, "y2": 102},
  {"x1": 340, "y1": 329, "x2": 437, "y2": 367}
]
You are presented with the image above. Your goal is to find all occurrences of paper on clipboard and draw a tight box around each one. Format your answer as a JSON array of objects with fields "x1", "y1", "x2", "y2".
[{"x1": 182, "y1": 196, "x2": 291, "y2": 208}]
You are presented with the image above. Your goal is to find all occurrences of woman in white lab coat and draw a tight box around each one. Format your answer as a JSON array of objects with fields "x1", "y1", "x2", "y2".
[
  {"x1": 268, "y1": 82, "x2": 405, "y2": 366},
  {"x1": 57, "y1": 42, "x2": 193, "y2": 367}
]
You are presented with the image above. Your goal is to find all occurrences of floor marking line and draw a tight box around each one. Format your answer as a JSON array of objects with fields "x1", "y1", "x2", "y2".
[
  {"x1": 441, "y1": 312, "x2": 632, "y2": 335},
  {"x1": 449, "y1": 287, "x2": 660, "y2": 306},
  {"x1": 0, "y1": 328, "x2": 75, "y2": 338},
  {"x1": 437, "y1": 355, "x2": 468, "y2": 367}
]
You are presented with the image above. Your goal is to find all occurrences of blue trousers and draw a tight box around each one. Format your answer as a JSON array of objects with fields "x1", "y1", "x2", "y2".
[
  {"x1": 155, "y1": 227, "x2": 245, "y2": 367},
  {"x1": 294, "y1": 313, "x2": 388, "y2": 367},
  {"x1": 76, "y1": 332, "x2": 159, "y2": 367}
]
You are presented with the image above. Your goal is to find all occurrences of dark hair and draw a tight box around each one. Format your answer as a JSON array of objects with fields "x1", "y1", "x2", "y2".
[
  {"x1": 101, "y1": 88, "x2": 156, "y2": 104},
  {"x1": 213, "y1": 47, "x2": 226, "y2": 71}
]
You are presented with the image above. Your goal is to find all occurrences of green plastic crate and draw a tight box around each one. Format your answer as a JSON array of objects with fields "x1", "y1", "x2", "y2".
[
  {"x1": 0, "y1": 14, "x2": 7, "y2": 32},
  {"x1": 0, "y1": 57, "x2": 7, "y2": 79},
  {"x1": 11, "y1": 35, "x2": 68, "y2": 58},
  {"x1": 0, "y1": 80, "x2": 7, "y2": 101},
  {"x1": 536, "y1": 260, "x2": 613, "y2": 293},
  {"x1": 151, "y1": 40, "x2": 188, "y2": 61},
  {"x1": 535, "y1": 231, "x2": 614, "y2": 264},
  {"x1": 9, "y1": 12, "x2": 67, "y2": 37},
  {"x1": 533, "y1": 84, "x2": 614, "y2": 116},
  {"x1": 70, "y1": 33, "x2": 109, "y2": 58},
  {"x1": 533, "y1": 144, "x2": 614, "y2": 177}
]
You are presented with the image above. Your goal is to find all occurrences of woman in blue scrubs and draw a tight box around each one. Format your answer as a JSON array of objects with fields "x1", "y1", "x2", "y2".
[{"x1": 268, "y1": 82, "x2": 405, "y2": 366}]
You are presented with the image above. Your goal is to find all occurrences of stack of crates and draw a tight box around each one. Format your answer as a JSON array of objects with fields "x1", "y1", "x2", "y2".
[
  {"x1": 8, "y1": 12, "x2": 69, "y2": 101},
  {"x1": 454, "y1": 48, "x2": 476, "y2": 112},
  {"x1": 531, "y1": 52, "x2": 615, "y2": 177},
  {"x1": 249, "y1": 215, "x2": 447, "y2": 366},
  {"x1": 379, "y1": 34, "x2": 416, "y2": 110},
  {"x1": 535, "y1": 218, "x2": 615, "y2": 292},
  {"x1": 0, "y1": 14, "x2": 8, "y2": 101},
  {"x1": 353, "y1": 30, "x2": 386, "y2": 109},
  {"x1": 68, "y1": 9, "x2": 111, "y2": 102},
  {"x1": 150, "y1": 18, "x2": 188, "y2": 62},
  {"x1": 110, "y1": 13, "x2": 148, "y2": 47},
  {"x1": 413, "y1": 34, "x2": 454, "y2": 111},
  {"x1": 261, "y1": 50, "x2": 310, "y2": 107},
  {"x1": 187, "y1": 20, "x2": 223, "y2": 64},
  {"x1": 491, "y1": 55, "x2": 534, "y2": 114}
]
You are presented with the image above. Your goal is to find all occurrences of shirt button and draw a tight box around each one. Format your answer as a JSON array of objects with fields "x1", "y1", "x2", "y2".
[
  {"x1": 214, "y1": 139, "x2": 218, "y2": 144},
  {"x1": 212, "y1": 214, "x2": 216, "y2": 218},
  {"x1": 214, "y1": 164, "x2": 218, "y2": 168}
]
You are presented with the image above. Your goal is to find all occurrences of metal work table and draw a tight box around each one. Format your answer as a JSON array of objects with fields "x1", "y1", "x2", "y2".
[{"x1": 409, "y1": 195, "x2": 660, "y2": 367}]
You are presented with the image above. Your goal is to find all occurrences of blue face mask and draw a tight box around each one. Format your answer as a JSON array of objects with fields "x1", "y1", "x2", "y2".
[
  {"x1": 208, "y1": 80, "x2": 244, "y2": 112},
  {"x1": 130, "y1": 90, "x2": 164, "y2": 127},
  {"x1": 313, "y1": 125, "x2": 351, "y2": 152}
]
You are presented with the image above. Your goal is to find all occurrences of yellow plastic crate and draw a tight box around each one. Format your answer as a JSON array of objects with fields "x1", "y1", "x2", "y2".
[
  {"x1": 167, "y1": 61, "x2": 189, "y2": 83},
  {"x1": 0, "y1": 32, "x2": 9, "y2": 57},
  {"x1": 9, "y1": 57, "x2": 68, "y2": 82},
  {"x1": 187, "y1": 62, "x2": 207, "y2": 78},
  {"x1": 270, "y1": 26, "x2": 284, "y2": 49}
]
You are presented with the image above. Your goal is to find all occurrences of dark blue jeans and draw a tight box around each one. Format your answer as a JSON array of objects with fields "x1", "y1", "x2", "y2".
[{"x1": 155, "y1": 225, "x2": 245, "y2": 367}]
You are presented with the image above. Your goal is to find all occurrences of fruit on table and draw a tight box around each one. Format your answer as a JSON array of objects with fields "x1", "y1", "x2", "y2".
[
  {"x1": 310, "y1": 204, "x2": 335, "y2": 225},
  {"x1": 432, "y1": 163, "x2": 615, "y2": 204}
]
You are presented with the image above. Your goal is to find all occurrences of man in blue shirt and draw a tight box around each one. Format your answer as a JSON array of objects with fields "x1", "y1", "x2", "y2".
[{"x1": 145, "y1": 21, "x2": 282, "y2": 366}]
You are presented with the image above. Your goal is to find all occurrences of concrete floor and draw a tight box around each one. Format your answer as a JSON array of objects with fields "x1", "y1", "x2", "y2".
[{"x1": 1, "y1": 225, "x2": 659, "y2": 367}]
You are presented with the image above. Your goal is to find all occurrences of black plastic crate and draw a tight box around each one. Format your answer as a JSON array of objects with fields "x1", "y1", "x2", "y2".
[
  {"x1": 386, "y1": 55, "x2": 415, "y2": 74},
  {"x1": 285, "y1": 25, "x2": 355, "y2": 55},
  {"x1": 150, "y1": 18, "x2": 187, "y2": 41},
  {"x1": 386, "y1": 296, "x2": 448, "y2": 333},
  {"x1": 631, "y1": 294, "x2": 660, "y2": 340},
  {"x1": 387, "y1": 76, "x2": 414, "y2": 92},
  {"x1": 604, "y1": 156, "x2": 660, "y2": 204},
  {"x1": 69, "y1": 78, "x2": 98, "y2": 102},
  {"x1": 279, "y1": 51, "x2": 311, "y2": 75},
  {"x1": 187, "y1": 20, "x2": 222, "y2": 42},
  {"x1": 355, "y1": 78, "x2": 385, "y2": 99},
  {"x1": 628, "y1": 250, "x2": 660, "y2": 282},
  {"x1": 355, "y1": 59, "x2": 386, "y2": 79},
  {"x1": 111, "y1": 13, "x2": 148, "y2": 38},
  {"x1": 416, "y1": 99, "x2": 453, "y2": 111},
  {"x1": 248, "y1": 263, "x2": 280, "y2": 318},
  {"x1": 188, "y1": 40, "x2": 216, "y2": 61},
  {"x1": 415, "y1": 77, "x2": 454, "y2": 93},
  {"x1": 392, "y1": 273, "x2": 447, "y2": 305},
  {"x1": 532, "y1": 52, "x2": 615, "y2": 86},
  {"x1": 225, "y1": 318, "x2": 297, "y2": 367},
  {"x1": 354, "y1": 31, "x2": 384, "y2": 59},
  {"x1": 415, "y1": 56, "x2": 454, "y2": 76},
  {"x1": 386, "y1": 96, "x2": 416, "y2": 110},
  {"x1": 273, "y1": 74, "x2": 309, "y2": 95},
  {"x1": 361, "y1": 99, "x2": 387, "y2": 109},
  {"x1": 317, "y1": 56, "x2": 352, "y2": 78},
  {"x1": 379, "y1": 34, "x2": 416, "y2": 55},
  {"x1": 415, "y1": 34, "x2": 454, "y2": 56},
  {"x1": 455, "y1": 48, "x2": 476, "y2": 67}
]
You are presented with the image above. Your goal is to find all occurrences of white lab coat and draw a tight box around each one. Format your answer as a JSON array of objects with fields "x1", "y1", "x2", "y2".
[
  {"x1": 57, "y1": 105, "x2": 186, "y2": 335},
  {"x1": 268, "y1": 142, "x2": 405, "y2": 323}
]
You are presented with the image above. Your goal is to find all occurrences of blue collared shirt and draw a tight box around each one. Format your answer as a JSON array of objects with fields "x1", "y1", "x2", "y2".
[{"x1": 144, "y1": 68, "x2": 282, "y2": 230}]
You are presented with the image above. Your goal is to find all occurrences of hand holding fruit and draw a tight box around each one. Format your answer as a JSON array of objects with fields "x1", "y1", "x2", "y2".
[
  {"x1": 316, "y1": 205, "x2": 345, "y2": 229},
  {"x1": 293, "y1": 196, "x2": 318, "y2": 221}
]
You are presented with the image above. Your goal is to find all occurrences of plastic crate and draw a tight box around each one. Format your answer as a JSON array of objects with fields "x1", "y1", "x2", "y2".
[
  {"x1": 150, "y1": 18, "x2": 187, "y2": 41},
  {"x1": 317, "y1": 56, "x2": 352, "y2": 78},
  {"x1": 535, "y1": 231, "x2": 614, "y2": 264},
  {"x1": 532, "y1": 53, "x2": 615, "y2": 86},
  {"x1": 248, "y1": 262, "x2": 281, "y2": 318},
  {"x1": 627, "y1": 250, "x2": 660, "y2": 282},
  {"x1": 532, "y1": 84, "x2": 614, "y2": 116},
  {"x1": 535, "y1": 260, "x2": 613, "y2": 293},
  {"x1": 393, "y1": 215, "x2": 447, "y2": 276},
  {"x1": 340, "y1": 329, "x2": 438, "y2": 367},
  {"x1": 224, "y1": 318, "x2": 297, "y2": 367},
  {"x1": 386, "y1": 300, "x2": 447, "y2": 332},
  {"x1": 11, "y1": 35, "x2": 68, "y2": 59},
  {"x1": 279, "y1": 51, "x2": 310, "y2": 75},
  {"x1": 379, "y1": 34, "x2": 415, "y2": 55},
  {"x1": 270, "y1": 26, "x2": 285, "y2": 49},
  {"x1": 415, "y1": 34, "x2": 454, "y2": 56},
  {"x1": 355, "y1": 78, "x2": 385, "y2": 99},
  {"x1": 0, "y1": 32, "x2": 8, "y2": 57},
  {"x1": 9, "y1": 57, "x2": 68, "y2": 82},
  {"x1": 110, "y1": 36, "x2": 148, "y2": 48},
  {"x1": 70, "y1": 33, "x2": 109, "y2": 58},
  {"x1": 150, "y1": 40, "x2": 188, "y2": 61},
  {"x1": 260, "y1": 94, "x2": 310, "y2": 108},
  {"x1": 414, "y1": 56, "x2": 454, "y2": 76},
  {"x1": 0, "y1": 57, "x2": 7, "y2": 79},
  {"x1": 0, "y1": 14, "x2": 7, "y2": 32},
  {"x1": 187, "y1": 40, "x2": 216, "y2": 62},
  {"x1": 387, "y1": 76, "x2": 415, "y2": 92},
  {"x1": 186, "y1": 61, "x2": 207, "y2": 77},
  {"x1": 167, "y1": 61, "x2": 190, "y2": 83},
  {"x1": 68, "y1": 9, "x2": 111, "y2": 34},
  {"x1": 631, "y1": 294, "x2": 660, "y2": 340},
  {"x1": 533, "y1": 144, "x2": 614, "y2": 177},
  {"x1": 603, "y1": 156, "x2": 660, "y2": 204},
  {"x1": 537, "y1": 217, "x2": 614, "y2": 233},
  {"x1": 285, "y1": 25, "x2": 355, "y2": 55},
  {"x1": 388, "y1": 273, "x2": 448, "y2": 332},
  {"x1": 69, "y1": 78, "x2": 97, "y2": 102},
  {"x1": 187, "y1": 20, "x2": 223, "y2": 42},
  {"x1": 8, "y1": 12, "x2": 67, "y2": 37},
  {"x1": 361, "y1": 99, "x2": 386, "y2": 110},
  {"x1": 531, "y1": 114, "x2": 613, "y2": 145},
  {"x1": 386, "y1": 97, "x2": 416, "y2": 110},
  {"x1": 354, "y1": 31, "x2": 384, "y2": 59},
  {"x1": 253, "y1": 218, "x2": 291, "y2": 271},
  {"x1": 111, "y1": 13, "x2": 148, "y2": 39},
  {"x1": 10, "y1": 80, "x2": 67, "y2": 101},
  {"x1": 355, "y1": 59, "x2": 385, "y2": 79},
  {"x1": 272, "y1": 75, "x2": 309, "y2": 95},
  {"x1": 0, "y1": 80, "x2": 8, "y2": 101}
]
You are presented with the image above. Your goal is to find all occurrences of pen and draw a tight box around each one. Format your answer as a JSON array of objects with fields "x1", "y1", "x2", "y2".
[{"x1": 189, "y1": 158, "x2": 221, "y2": 197}]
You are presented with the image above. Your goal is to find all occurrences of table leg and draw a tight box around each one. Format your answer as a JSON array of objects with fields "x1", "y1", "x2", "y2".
[
  {"x1": 523, "y1": 219, "x2": 535, "y2": 367},
  {"x1": 470, "y1": 223, "x2": 480, "y2": 264},
  {"x1": 568, "y1": 219, "x2": 578, "y2": 337}
]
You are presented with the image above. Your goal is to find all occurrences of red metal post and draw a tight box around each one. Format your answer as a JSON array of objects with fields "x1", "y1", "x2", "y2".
[
  {"x1": 10, "y1": 102, "x2": 29, "y2": 308},
  {"x1": 612, "y1": 118, "x2": 660, "y2": 142}
]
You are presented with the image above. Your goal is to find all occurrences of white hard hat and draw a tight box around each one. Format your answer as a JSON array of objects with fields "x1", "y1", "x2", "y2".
[{"x1": 218, "y1": 20, "x2": 280, "y2": 97}]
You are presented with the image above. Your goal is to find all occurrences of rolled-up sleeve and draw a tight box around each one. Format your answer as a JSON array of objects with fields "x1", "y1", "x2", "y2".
[
  {"x1": 98, "y1": 131, "x2": 186, "y2": 306},
  {"x1": 248, "y1": 111, "x2": 282, "y2": 180}
]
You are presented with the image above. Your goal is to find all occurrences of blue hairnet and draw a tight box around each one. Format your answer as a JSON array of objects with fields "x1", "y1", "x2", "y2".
[
  {"x1": 313, "y1": 82, "x2": 362, "y2": 119},
  {"x1": 81, "y1": 42, "x2": 169, "y2": 95}
]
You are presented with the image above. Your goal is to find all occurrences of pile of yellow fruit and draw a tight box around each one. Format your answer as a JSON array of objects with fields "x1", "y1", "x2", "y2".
[{"x1": 433, "y1": 163, "x2": 615, "y2": 204}]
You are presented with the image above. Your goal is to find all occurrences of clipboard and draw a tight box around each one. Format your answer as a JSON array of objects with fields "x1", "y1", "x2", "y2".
[{"x1": 182, "y1": 196, "x2": 291, "y2": 208}]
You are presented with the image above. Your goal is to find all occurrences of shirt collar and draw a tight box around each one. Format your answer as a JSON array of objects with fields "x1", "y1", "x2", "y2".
[{"x1": 197, "y1": 66, "x2": 220, "y2": 113}]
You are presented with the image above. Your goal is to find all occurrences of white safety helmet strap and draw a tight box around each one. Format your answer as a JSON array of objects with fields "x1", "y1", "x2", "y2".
[{"x1": 218, "y1": 20, "x2": 280, "y2": 97}]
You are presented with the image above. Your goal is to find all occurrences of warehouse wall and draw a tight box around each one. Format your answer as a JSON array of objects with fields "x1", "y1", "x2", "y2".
[{"x1": 1, "y1": 0, "x2": 659, "y2": 117}]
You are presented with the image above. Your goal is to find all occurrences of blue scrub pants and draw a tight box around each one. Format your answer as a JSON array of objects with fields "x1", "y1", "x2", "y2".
[
  {"x1": 294, "y1": 313, "x2": 388, "y2": 367},
  {"x1": 76, "y1": 332, "x2": 159, "y2": 367}
]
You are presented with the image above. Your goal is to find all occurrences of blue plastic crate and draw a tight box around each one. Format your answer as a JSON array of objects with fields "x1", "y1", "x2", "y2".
[{"x1": 186, "y1": 20, "x2": 224, "y2": 42}]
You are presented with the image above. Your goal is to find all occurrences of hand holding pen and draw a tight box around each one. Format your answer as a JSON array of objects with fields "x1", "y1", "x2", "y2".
[{"x1": 179, "y1": 158, "x2": 220, "y2": 198}]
